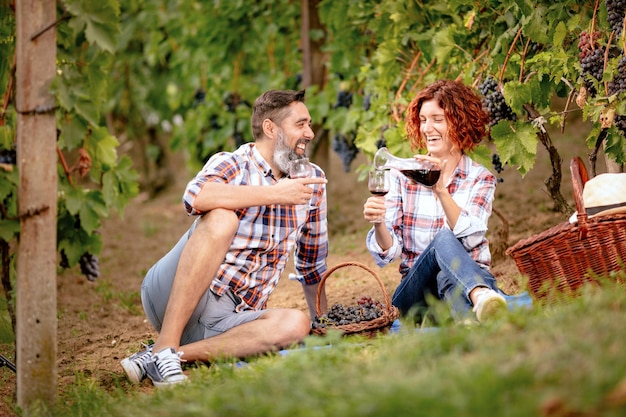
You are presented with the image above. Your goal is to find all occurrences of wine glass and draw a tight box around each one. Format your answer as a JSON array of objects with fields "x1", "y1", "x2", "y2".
[
  {"x1": 288, "y1": 157, "x2": 313, "y2": 179},
  {"x1": 288, "y1": 157, "x2": 315, "y2": 210},
  {"x1": 368, "y1": 169, "x2": 389, "y2": 223}
]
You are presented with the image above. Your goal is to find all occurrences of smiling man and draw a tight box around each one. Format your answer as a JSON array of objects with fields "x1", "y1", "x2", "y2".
[{"x1": 121, "y1": 90, "x2": 329, "y2": 387}]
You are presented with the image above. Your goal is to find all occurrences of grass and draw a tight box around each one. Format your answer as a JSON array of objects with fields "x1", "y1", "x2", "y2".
[{"x1": 42, "y1": 277, "x2": 626, "y2": 417}]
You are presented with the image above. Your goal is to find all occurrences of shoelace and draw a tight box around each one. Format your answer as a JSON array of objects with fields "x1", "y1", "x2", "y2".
[
  {"x1": 134, "y1": 343, "x2": 153, "y2": 370},
  {"x1": 156, "y1": 350, "x2": 185, "y2": 379}
]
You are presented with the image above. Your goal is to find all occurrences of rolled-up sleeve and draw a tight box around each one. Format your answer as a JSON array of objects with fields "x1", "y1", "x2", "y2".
[
  {"x1": 452, "y1": 170, "x2": 495, "y2": 250},
  {"x1": 183, "y1": 153, "x2": 244, "y2": 215}
]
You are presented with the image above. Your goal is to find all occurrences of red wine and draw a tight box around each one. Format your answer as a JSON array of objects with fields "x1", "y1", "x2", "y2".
[
  {"x1": 400, "y1": 169, "x2": 441, "y2": 186},
  {"x1": 370, "y1": 190, "x2": 388, "y2": 196}
]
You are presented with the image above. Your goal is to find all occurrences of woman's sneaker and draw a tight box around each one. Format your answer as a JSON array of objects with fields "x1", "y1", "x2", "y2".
[
  {"x1": 472, "y1": 289, "x2": 507, "y2": 322},
  {"x1": 145, "y1": 347, "x2": 188, "y2": 388},
  {"x1": 120, "y1": 343, "x2": 153, "y2": 384}
]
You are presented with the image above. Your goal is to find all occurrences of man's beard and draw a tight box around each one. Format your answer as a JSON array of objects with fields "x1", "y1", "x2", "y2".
[{"x1": 273, "y1": 130, "x2": 301, "y2": 175}]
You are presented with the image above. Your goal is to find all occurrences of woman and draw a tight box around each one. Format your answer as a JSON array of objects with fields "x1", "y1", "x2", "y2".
[{"x1": 363, "y1": 79, "x2": 507, "y2": 324}]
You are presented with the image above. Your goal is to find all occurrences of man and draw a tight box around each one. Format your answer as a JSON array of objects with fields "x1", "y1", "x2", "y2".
[{"x1": 121, "y1": 90, "x2": 329, "y2": 387}]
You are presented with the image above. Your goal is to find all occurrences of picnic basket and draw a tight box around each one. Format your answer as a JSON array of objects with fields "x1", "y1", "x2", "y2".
[
  {"x1": 310, "y1": 261, "x2": 399, "y2": 336},
  {"x1": 505, "y1": 157, "x2": 626, "y2": 301}
]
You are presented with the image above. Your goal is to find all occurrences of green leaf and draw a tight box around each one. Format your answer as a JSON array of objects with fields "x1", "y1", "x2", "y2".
[
  {"x1": 65, "y1": 0, "x2": 121, "y2": 53},
  {"x1": 58, "y1": 114, "x2": 88, "y2": 150},
  {"x1": 78, "y1": 191, "x2": 107, "y2": 234},
  {"x1": 433, "y1": 26, "x2": 456, "y2": 63},
  {"x1": 91, "y1": 127, "x2": 119, "y2": 168},
  {"x1": 492, "y1": 121, "x2": 538, "y2": 176},
  {"x1": 0, "y1": 219, "x2": 19, "y2": 242},
  {"x1": 553, "y1": 21, "x2": 567, "y2": 48}
]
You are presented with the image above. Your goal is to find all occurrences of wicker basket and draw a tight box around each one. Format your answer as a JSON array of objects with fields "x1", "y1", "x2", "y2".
[
  {"x1": 310, "y1": 261, "x2": 399, "y2": 336},
  {"x1": 505, "y1": 157, "x2": 626, "y2": 301}
]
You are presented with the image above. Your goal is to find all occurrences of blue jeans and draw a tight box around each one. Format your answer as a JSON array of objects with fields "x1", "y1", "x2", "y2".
[{"x1": 391, "y1": 229, "x2": 502, "y2": 322}]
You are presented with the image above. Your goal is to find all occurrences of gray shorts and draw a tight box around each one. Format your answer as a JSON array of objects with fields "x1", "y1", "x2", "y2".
[{"x1": 141, "y1": 221, "x2": 264, "y2": 345}]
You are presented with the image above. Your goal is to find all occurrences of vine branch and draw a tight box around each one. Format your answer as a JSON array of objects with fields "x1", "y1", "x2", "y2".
[
  {"x1": 499, "y1": 26, "x2": 523, "y2": 84},
  {"x1": 392, "y1": 50, "x2": 422, "y2": 123}
]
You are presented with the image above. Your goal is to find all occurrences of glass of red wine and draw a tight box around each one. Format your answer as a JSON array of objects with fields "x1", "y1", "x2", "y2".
[{"x1": 368, "y1": 169, "x2": 389, "y2": 223}]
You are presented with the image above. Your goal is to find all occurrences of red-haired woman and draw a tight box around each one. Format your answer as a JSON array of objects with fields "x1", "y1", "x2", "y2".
[{"x1": 363, "y1": 79, "x2": 507, "y2": 324}]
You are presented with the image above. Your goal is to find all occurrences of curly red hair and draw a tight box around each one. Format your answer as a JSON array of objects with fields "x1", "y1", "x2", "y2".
[{"x1": 405, "y1": 80, "x2": 490, "y2": 153}]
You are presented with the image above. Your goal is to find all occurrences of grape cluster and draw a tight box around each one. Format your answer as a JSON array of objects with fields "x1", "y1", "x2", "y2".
[
  {"x1": 363, "y1": 94, "x2": 372, "y2": 111},
  {"x1": 0, "y1": 149, "x2": 16, "y2": 165},
  {"x1": 60, "y1": 249, "x2": 70, "y2": 269},
  {"x1": 60, "y1": 250, "x2": 100, "y2": 282},
  {"x1": 334, "y1": 90, "x2": 353, "y2": 109},
  {"x1": 578, "y1": 31, "x2": 605, "y2": 97},
  {"x1": 193, "y1": 88, "x2": 206, "y2": 107},
  {"x1": 606, "y1": 0, "x2": 626, "y2": 35},
  {"x1": 312, "y1": 296, "x2": 384, "y2": 330},
  {"x1": 615, "y1": 114, "x2": 626, "y2": 137},
  {"x1": 491, "y1": 153, "x2": 505, "y2": 183},
  {"x1": 608, "y1": 56, "x2": 626, "y2": 96},
  {"x1": 479, "y1": 76, "x2": 516, "y2": 126},
  {"x1": 581, "y1": 48, "x2": 606, "y2": 95},
  {"x1": 332, "y1": 132, "x2": 359, "y2": 172},
  {"x1": 578, "y1": 31, "x2": 601, "y2": 60},
  {"x1": 79, "y1": 253, "x2": 100, "y2": 282}
]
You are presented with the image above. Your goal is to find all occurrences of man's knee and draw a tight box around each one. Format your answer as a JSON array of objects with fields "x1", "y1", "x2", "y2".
[
  {"x1": 266, "y1": 309, "x2": 311, "y2": 345},
  {"x1": 195, "y1": 209, "x2": 238, "y2": 242}
]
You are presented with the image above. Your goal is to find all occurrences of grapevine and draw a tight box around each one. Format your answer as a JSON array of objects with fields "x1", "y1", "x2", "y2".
[{"x1": 478, "y1": 76, "x2": 516, "y2": 126}]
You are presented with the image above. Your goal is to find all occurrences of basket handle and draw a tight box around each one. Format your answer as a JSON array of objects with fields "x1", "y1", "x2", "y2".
[
  {"x1": 315, "y1": 261, "x2": 393, "y2": 318},
  {"x1": 570, "y1": 156, "x2": 589, "y2": 236}
]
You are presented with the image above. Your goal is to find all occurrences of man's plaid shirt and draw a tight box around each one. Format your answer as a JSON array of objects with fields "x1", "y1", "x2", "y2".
[{"x1": 183, "y1": 143, "x2": 328, "y2": 311}]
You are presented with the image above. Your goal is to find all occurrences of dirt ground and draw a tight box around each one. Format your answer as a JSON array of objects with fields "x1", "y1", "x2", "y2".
[{"x1": 0, "y1": 120, "x2": 610, "y2": 415}]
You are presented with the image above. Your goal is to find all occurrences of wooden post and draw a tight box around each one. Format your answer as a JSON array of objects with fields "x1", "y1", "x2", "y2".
[
  {"x1": 300, "y1": 0, "x2": 329, "y2": 172},
  {"x1": 15, "y1": 0, "x2": 58, "y2": 410}
]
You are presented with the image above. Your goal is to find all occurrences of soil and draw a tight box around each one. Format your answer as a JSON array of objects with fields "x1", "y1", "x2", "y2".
[{"x1": 0, "y1": 121, "x2": 610, "y2": 416}]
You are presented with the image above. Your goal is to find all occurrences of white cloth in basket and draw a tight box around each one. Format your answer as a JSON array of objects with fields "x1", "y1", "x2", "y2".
[{"x1": 569, "y1": 172, "x2": 626, "y2": 223}]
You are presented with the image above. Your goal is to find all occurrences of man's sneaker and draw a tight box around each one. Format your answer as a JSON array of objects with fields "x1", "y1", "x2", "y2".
[
  {"x1": 120, "y1": 343, "x2": 153, "y2": 384},
  {"x1": 145, "y1": 347, "x2": 188, "y2": 388},
  {"x1": 472, "y1": 288, "x2": 507, "y2": 322}
]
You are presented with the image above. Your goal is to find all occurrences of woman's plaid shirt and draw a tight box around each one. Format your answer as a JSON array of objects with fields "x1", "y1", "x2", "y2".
[{"x1": 366, "y1": 154, "x2": 496, "y2": 278}]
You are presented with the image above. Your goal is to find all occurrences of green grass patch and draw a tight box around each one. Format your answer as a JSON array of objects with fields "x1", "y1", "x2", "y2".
[{"x1": 45, "y1": 280, "x2": 626, "y2": 417}]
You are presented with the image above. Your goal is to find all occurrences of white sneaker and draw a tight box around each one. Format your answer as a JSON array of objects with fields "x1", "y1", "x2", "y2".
[
  {"x1": 472, "y1": 288, "x2": 507, "y2": 322},
  {"x1": 120, "y1": 343, "x2": 153, "y2": 384},
  {"x1": 145, "y1": 347, "x2": 188, "y2": 388}
]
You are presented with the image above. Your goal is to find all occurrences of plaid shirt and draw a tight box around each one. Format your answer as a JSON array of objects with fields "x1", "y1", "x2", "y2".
[
  {"x1": 366, "y1": 154, "x2": 496, "y2": 278},
  {"x1": 183, "y1": 143, "x2": 328, "y2": 311}
]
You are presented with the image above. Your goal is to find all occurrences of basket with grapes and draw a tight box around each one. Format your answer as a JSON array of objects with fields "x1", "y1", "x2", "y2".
[{"x1": 310, "y1": 261, "x2": 399, "y2": 336}]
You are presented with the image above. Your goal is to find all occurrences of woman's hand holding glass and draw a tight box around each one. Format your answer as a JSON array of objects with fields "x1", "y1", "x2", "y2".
[{"x1": 365, "y1": 169, "x2": 389, "y2": 223}]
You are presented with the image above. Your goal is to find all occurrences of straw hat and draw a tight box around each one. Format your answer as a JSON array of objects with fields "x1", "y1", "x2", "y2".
[{"x1": 569, "y1": 173, "x2": 626, "y2": 223}]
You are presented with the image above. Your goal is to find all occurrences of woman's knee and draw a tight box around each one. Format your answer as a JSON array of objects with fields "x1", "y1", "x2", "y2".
[{"x1": 432, "y1": 228, "x2": 456, "y2": 247}]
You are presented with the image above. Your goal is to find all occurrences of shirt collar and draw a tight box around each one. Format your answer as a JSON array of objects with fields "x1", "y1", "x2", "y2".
[{"x1": 248, "y1": 143, "x2": 277, "y2": 179}]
